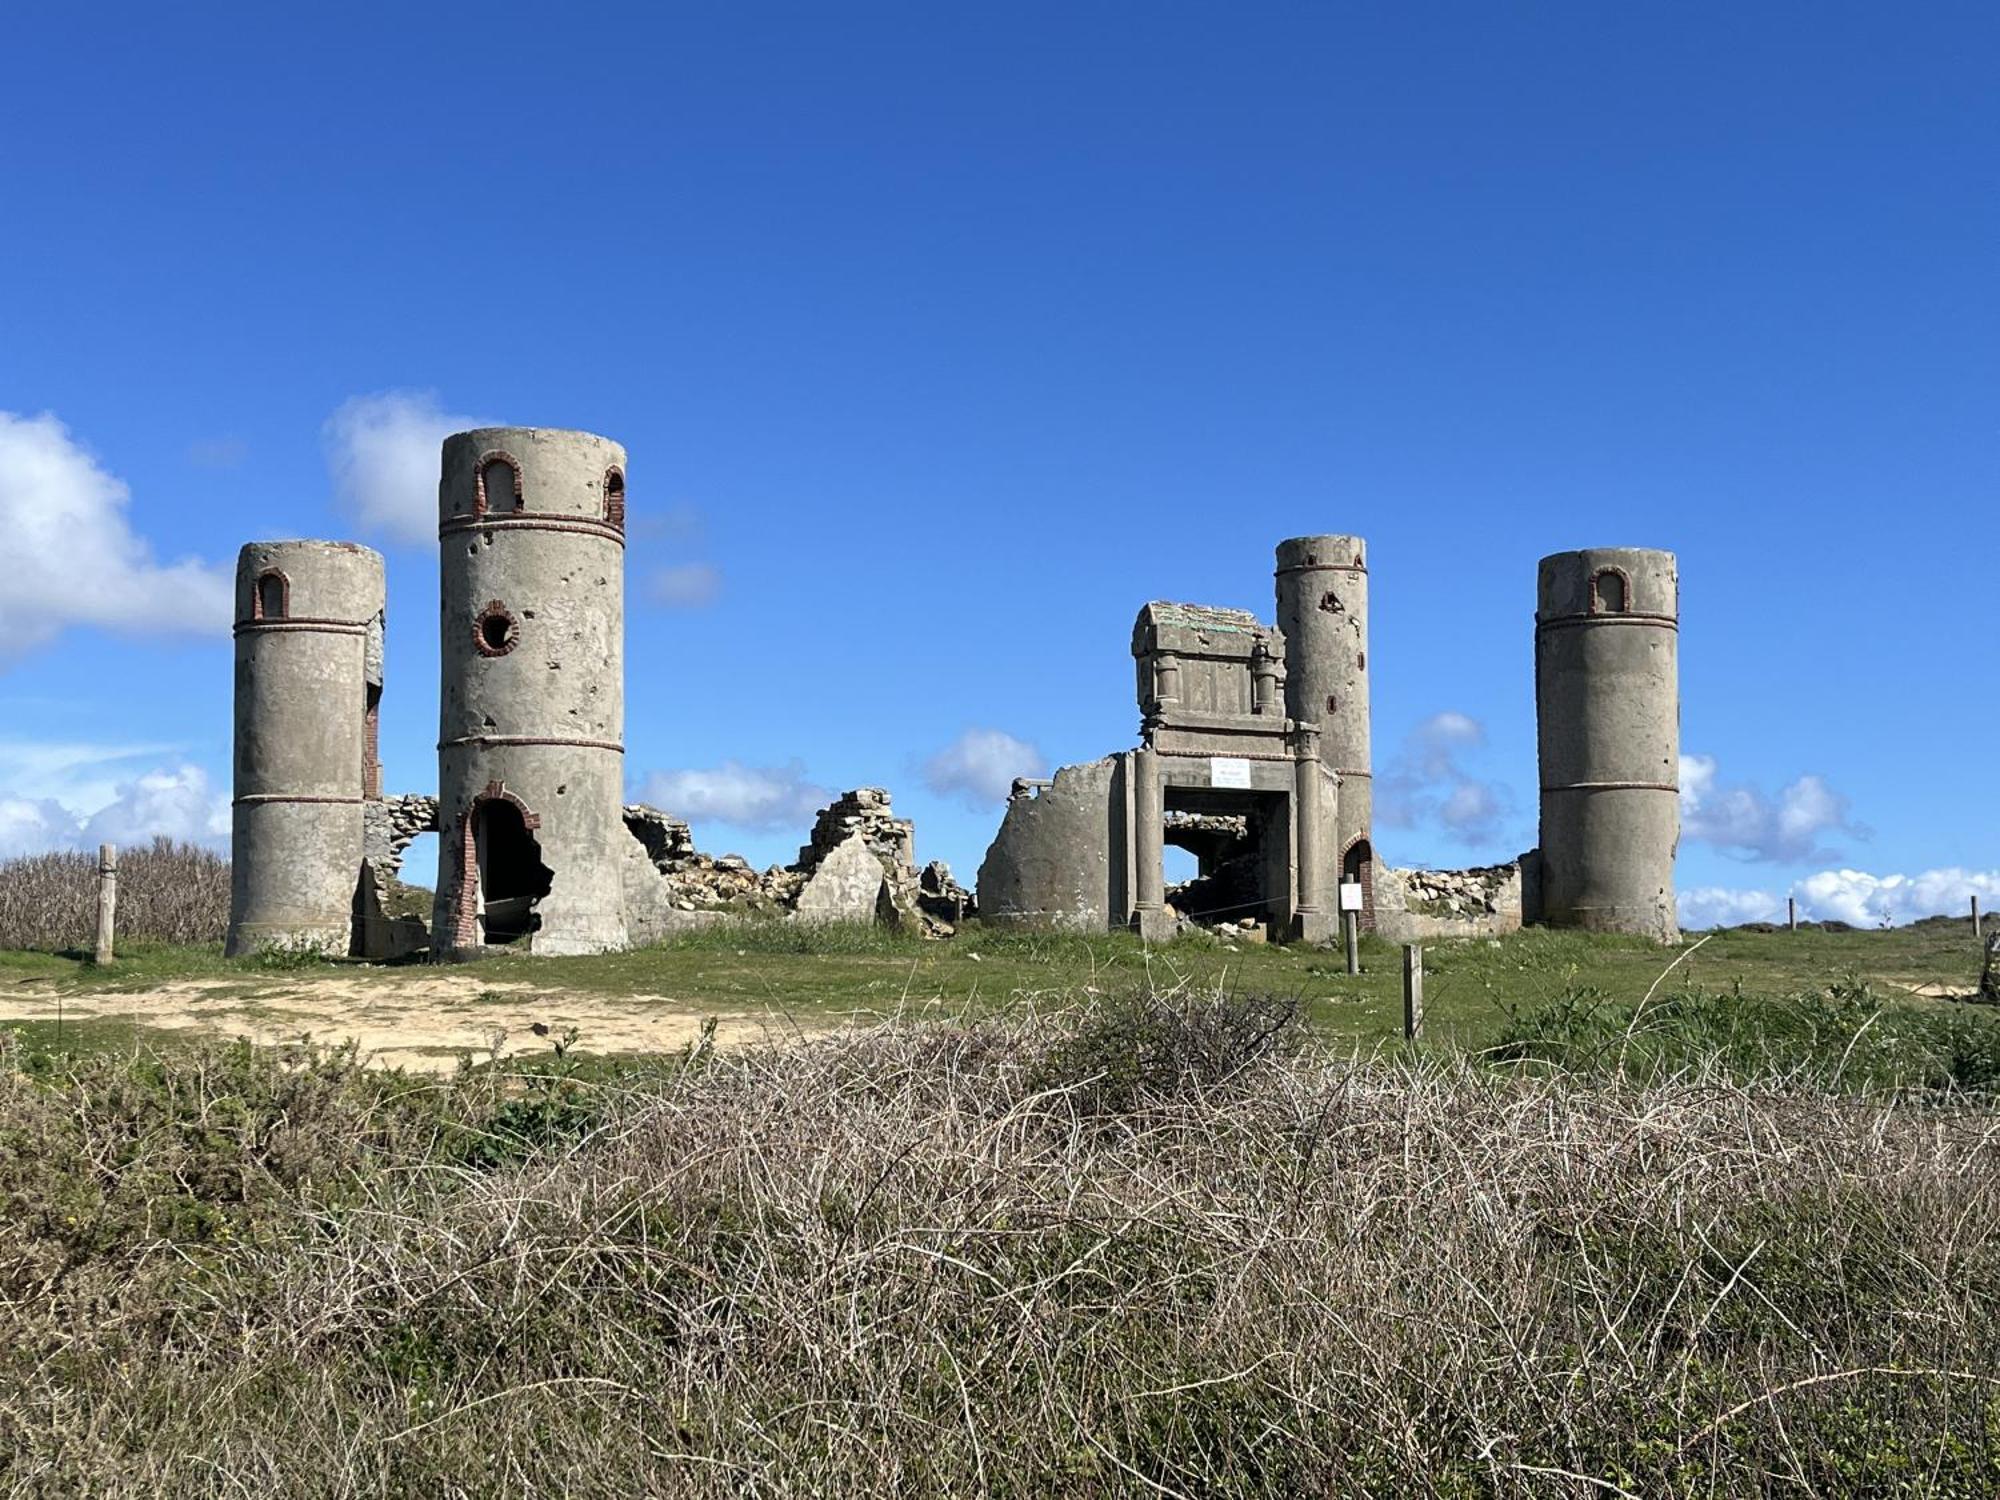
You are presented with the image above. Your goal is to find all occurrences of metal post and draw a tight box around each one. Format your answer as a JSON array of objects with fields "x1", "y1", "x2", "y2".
[
  {"x1": 1343, "y1": 908, "x2": 1360, "y2": 976},
  {"x1": 94, "y1": 843, "x2": 117, "y2": 965},
  {"x1": 1402, "y1": 943, "x2": 1423, "y2": 1040}
]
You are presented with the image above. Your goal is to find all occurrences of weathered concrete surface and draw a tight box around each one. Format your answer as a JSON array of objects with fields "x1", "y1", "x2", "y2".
[
  {"x1": 976, "y1": 756, "x2": 1130, "y2": 930},
  {"x1": 434, "y1": 427, "x2": 629, "y2": 958},
  {"x1": 1536, "y1": 546, "x2": 1679, "y2": 943},
  {"x1": 1275, "y1": 535, "x2": 1373, "y2": 925},
  {"x1": 1373, "y1": 861, "x2": 1525, "y2": 943},
  {"x1": 228, "y1": 540, "x2": 384, "y2": 956},
  {"x1": 792, "y1": 834, "x2": 896, "y2": 924}
]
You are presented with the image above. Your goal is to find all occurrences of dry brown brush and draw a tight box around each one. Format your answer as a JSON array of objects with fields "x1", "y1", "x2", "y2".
[
  {"x1": 4, "y1": 994, "x2": 2000, "y2": 1496},
  {"x1": 0, "y1": 837, "x2": 229, "y2": 951}
]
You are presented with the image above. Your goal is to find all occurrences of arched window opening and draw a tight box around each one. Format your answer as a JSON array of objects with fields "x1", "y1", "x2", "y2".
[
  {"x1": 1592, "y1": 569, "x2": 1629, "y2": 614},
  {"x1": 477, "y1": 454, "x2": 521, "y2": 515},
  {"x1": 604, "y1": 466, "x2": 626, "y2": 529},
  {"x1": 255, "y1": 571, "x2": 287, "y2": 621}
]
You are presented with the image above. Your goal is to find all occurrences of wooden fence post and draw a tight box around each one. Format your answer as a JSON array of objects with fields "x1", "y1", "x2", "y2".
[
  {"x1": 94, "y1": 843, "x2": 117, "y2": 965},
  {"x1": 1402, "y1": 943, "x2": 1423, "y2": 1041}
]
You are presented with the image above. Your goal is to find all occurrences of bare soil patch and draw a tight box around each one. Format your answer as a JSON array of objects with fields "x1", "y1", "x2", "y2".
[{"x1": 0, "y1": 970, "x2": 784, "y2": 1071}]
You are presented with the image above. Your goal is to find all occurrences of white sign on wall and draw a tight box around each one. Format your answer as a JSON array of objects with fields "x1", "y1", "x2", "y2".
[
  {"x1": 1209, "y1": 757, "x2": 1252, "y2": 789},
  {"x1": 1338, "y1": 882, "x2": 1366, "y2": 913}
]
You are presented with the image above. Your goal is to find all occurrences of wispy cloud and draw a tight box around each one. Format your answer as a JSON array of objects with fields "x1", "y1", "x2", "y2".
[
  {"x1": 648, "y1": 563, "x2": 722, "y2": 609},
  {"x1": 1377, "y1": 711, "x2": 1513, "y2": 845},
  {"x1": 923, "y1": 728, "x2": 1044, "y2": 808},
  {"x1": 0, "y1": 412, "x2": 230, "y2": 661},
  {"x1": 323, "y1": 390, "x2": 492, "y2": 546},
  {"x1": 1679, "y1": 868, "x2": 2000, "y2": 930},
  {"x1": 634, "y1": 760, "x2": 828, "y2": 832},
  {"x1": 1679, "y1": 753, "x2": 1865, "y2": 863},
  {"x1": 0, "y1": 752, "x2": 229, "y2": 857}
]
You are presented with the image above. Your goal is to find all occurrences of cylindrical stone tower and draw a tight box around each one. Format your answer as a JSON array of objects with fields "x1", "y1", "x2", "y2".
[
  {"x1": 1535, "y1": 547, "x2": 1680, "y2": 942},
  {"x1": 434, "y1": 427, "x2": 628, "y2": 957},
  {"x1": 1275, "y1": 535, "x2": 1373, "y2": 924},
  {"x1": 227, "y1": 540, "x2": 385, "y2": 955}
]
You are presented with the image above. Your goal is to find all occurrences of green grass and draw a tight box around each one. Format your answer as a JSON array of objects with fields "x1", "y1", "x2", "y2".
[{"x1": 0, "y1": 916, "x2": 1988, "y2": 1062}]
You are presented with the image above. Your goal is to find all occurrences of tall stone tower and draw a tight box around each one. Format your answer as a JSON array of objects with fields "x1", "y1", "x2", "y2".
[
  {"x1": 227, "y1": 540, "x2": 385, "y2": 955},
  {"x1": 1535, "y1": 547, "x2": 1680, "y2": 942},
  {"x1": 1274, "y1": 535, "x2": 1373, "y2": 923},
  {"x1": 433, "y1": 427, "x2": 629, "y2": 957}
]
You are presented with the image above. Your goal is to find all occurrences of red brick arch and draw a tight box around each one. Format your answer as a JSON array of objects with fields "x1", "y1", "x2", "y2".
[{"x1": 472, "y1": 450, "x2": 526, "y2": 518}]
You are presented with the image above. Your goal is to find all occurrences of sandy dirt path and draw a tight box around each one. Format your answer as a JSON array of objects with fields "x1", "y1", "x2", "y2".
[{"x1": 0, "y1": 971, "x2": 796, "y2": 1072}]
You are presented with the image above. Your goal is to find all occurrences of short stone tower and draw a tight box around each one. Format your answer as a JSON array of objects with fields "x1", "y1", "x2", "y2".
[
  {"x1": 1274, "y1": 535, "x2": 1373, "y2": 923},
  {"x1": 1535, "y1": 547, "x2": 1680, "y2": 942},
  {"x1": 433, "y1": 427, "x2": 629, "y2": 957},
  {"x1": 226, "y1": 540, "x2": 385, "y2": 955}
]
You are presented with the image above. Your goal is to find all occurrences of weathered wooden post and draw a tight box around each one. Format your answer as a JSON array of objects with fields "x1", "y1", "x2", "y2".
[
  {"x1": 1787, "y1": 896, "x2": 1796, "y2": 932},
  {"x1": 1402, "y1": 943, "x2": 1423, "y2": 1040},
  {"x1": 94, "y1": 843, "x2": 117, "y2": 965},
  {"x1": 1974, "y1": 896, "x2": 1983, "y2": 942}
]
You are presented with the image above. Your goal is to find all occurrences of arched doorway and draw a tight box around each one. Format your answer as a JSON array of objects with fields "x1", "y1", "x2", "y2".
[
  {"x1": 1342, "y1": 837, "x2": 1375, "y2": 933},
  {"x1": 470, "y1": 795, "x2": 552, "y2": 945}
]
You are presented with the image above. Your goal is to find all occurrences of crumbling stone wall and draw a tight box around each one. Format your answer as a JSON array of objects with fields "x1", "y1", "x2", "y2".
[
  {"x1": 620, "y1": 788, "x2": 972, "y2": 943},
  {"x1": 977, "y1": 756, "x2": 1130, "y2": 930},
  {"x1": 1372, "y1": 861, "x2": 1525, "y2": 943}
]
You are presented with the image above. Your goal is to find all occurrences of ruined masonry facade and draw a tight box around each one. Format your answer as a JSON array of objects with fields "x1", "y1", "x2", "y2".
[
  {"x1": 228, "y1": 428, "x2": 969, "y2": 960},
  {"x1": 226, "y1": 433, "x2": 1682, "y2": 956},
  {"x1": 975, "y1": 535, "x2": 1681, "y2": 945}
]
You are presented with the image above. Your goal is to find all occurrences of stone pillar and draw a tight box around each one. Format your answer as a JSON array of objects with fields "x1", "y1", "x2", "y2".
[
  {"x1": 1291, "y1": 724, "x2": 1336, "y2": 944},
  {"x1": 434, "y1": 427, "x2": 630, "y2": 958},
  {"x1": 1535, "y1": 547, "x2": 1680, "y2": 942},
  {"x1": 227, "y1": 540, "x2": 384, "y2": 956},
  {"x1": 1275, "y1": 535, "x2": 1371, "y2": 921},
  {"x1": 1131, "y1": 744, "x2": 1173, "y2": 942}
]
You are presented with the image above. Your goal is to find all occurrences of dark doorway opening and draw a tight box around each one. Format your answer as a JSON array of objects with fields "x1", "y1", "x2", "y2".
[
  {"x1": 476, "y1": 799, "x2": 553, "y2": 945},
  {"x1": 1342, "y1": 837, "x2": 1375, "y2": 932}
]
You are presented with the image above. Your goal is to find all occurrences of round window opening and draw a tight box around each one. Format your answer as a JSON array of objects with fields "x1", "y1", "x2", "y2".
[{"x1": 475, "y1": 604, "x2": 519, "y2": 657}]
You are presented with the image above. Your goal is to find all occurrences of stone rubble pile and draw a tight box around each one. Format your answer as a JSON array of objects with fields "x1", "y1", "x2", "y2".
[
  {"x1": 622, "y1": 787, "x2": 975, "y2": 938},
  {"x1": 1395, "y1": 863, "x2": 1516, "y2": 919}
]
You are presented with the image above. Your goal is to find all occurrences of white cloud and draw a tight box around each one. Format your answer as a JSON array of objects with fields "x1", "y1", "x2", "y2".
[
  {"x1": 0, "y1": 412, "x2": 230, "y2": 659},
  {"x1": 1678, "y1": 868, "x2": 2000, "y2": 930},
  {"x1": 1677, "y1": 886, "x2": 1786, "y2": 930},
  {"x1": 323, "y1": 390, "x2": 491, "y2": 546},
  {"x1": 635, "y1": 760, "x2": 829, "y2": 831},
  {"x1": 1679, "y1": 753, "x2": 1863, "y2": 863},
  {"x1": 0, "y1": 759, "x2": 228, "y2": 858},
  {"x1": 1378, "y1": 711, "x2": 1512, "y2": 844},
  {"x1": 648, "y1": 562, "x2": 722, "y2": 609},
  {"x1": 924, "y1": 728, "x2": 1044, "y2": 808}
]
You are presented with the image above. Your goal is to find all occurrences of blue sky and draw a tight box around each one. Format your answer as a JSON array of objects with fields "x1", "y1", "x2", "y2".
[{"x1": 0, "y1": 3, "x2": 1994, "y2": 927}]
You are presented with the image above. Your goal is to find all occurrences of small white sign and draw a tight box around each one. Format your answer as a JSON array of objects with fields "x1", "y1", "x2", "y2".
[
  {"x1": 1338, "y1": 881, "x2": 1366, "y2": 913},
  {"x1": 1209, "y1": 757, "x2": 1252, "y2": 789}
]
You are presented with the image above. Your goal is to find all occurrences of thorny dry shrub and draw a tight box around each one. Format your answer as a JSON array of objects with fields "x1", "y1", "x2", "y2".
[
  {"x1": 4, "y1": 993, "x2": 2000, "y2": 1497},
  {"x1": 0, "y1": 838, "x2": 229, "y2": 950}
]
